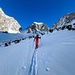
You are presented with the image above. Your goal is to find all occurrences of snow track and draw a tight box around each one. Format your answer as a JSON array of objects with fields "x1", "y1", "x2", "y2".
[
  {"x1": 28, "y1": 49, "x2": 38, "y2": 75},
  {"x1": 0, "y1": 30, "x2": 75, "y2": 75}
]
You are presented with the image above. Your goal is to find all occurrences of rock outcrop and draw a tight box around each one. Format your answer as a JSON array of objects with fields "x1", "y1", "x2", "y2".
[
  {"x1": 52, "y1": 12, "x2": 75, "y2": 30},
  {"x1": 26, "y1": 22, "x2": 49, "y2": 33}
]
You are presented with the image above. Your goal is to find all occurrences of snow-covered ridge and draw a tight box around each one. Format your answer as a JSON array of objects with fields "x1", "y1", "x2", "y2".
[
  {"x1": 0, "y1": 8, "x2": 10, "y2": 18},
  {"x1": 33, "y1": 22, "x2": 43, "y2": 25},
  {"x1": 52, "y1": 12, "x2": 75, "y2": 30},
  {"x1": 0, "y1": 8, "x2": 21, "y2": 33}
]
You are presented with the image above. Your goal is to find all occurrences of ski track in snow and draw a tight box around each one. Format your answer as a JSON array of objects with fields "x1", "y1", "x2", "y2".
[
  {"x1": 28, "y1": 49, "x2": 38, "y2": 75},
  {"x1": 62, "y1": 42, "x2": 74, "y2": 45}
]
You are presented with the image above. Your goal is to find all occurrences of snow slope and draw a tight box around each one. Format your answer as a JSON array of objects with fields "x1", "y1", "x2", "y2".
[
  {"x1": 37, "y1": 30, "x2": 75, "y2": 75},
  {"x1": 0, "y1": 30, "x2": 75, "y2": 75}
]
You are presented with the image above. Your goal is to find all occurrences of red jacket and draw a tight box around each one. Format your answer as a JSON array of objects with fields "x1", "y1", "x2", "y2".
[{"x1": 34, "y1": 35, "x2": 41, "y2": 48}]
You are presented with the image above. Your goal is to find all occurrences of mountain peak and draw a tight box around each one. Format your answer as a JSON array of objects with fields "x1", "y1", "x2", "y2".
[
  {"x1": 0, "y1": 8, "x2": 21, "y2": 33},
  {"x1": 0, "y1": 8, "x2": 4, "y2": 14},
  {"x1": 33, "y1": 22, "x2": 43, "y2": 25},
  {"x1": 26, "y1": 22, "x2": 49, "y2": 34},
  {"x1": 52, "y1": 12, "x2": 75, "y2": 30}
]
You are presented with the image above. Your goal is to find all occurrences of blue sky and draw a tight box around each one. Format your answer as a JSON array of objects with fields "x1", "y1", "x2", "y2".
[{"x1": 0, "y1": 0, "x2": 75, "y2": 29}]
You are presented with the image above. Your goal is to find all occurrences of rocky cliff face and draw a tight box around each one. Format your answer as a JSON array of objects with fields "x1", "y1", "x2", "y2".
[
  {"x1": 0, "y1": 8, "x2": 21, "y2": 33},
  {"x1": 26, "y1": 22, "x2": 49, "y2": 33},
  {"x1": 52, "y1": 12, "x2": 75, "y2": 30}
]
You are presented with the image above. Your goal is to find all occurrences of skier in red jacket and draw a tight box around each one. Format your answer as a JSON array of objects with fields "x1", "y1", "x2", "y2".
[{"x1": 34, "y1": 34, "x2": 41, "y2": 49}]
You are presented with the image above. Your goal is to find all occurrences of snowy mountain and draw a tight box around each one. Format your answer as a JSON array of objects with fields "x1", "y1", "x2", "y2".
[
  {"x1": 0, "y1": 30, "x2": 75, "y2": 75},
  {"x1": 26, "y1": 22, "x2": 49, "y2": 34},
  {"x1": 52, "y1": 12, "x2": 75, "y2": 30},
  {"x1": 0, "y1": 8, "x2": 21, "y2": 33}
]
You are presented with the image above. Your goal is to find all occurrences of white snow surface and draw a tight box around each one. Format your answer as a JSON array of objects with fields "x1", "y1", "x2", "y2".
[
  {"x1": 0, "y1": 30, "x2": 75, "y2": 75},
  {"x1": 34, "y1": 22, "x2": 43, "y2": 25}
]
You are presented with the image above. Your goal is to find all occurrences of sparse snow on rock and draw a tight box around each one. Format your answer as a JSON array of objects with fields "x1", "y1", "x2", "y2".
[
  {"x1": 53, "y1": 12, "x2": 75, "y2": 30},
  {"x1": 26, "y1": 22, "x2": 49, "y2": 33}
]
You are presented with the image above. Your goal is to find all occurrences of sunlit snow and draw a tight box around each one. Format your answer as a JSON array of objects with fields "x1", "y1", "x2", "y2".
[{"x1": 0, "y1": 30, "x2": 75, "y2": 75}]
